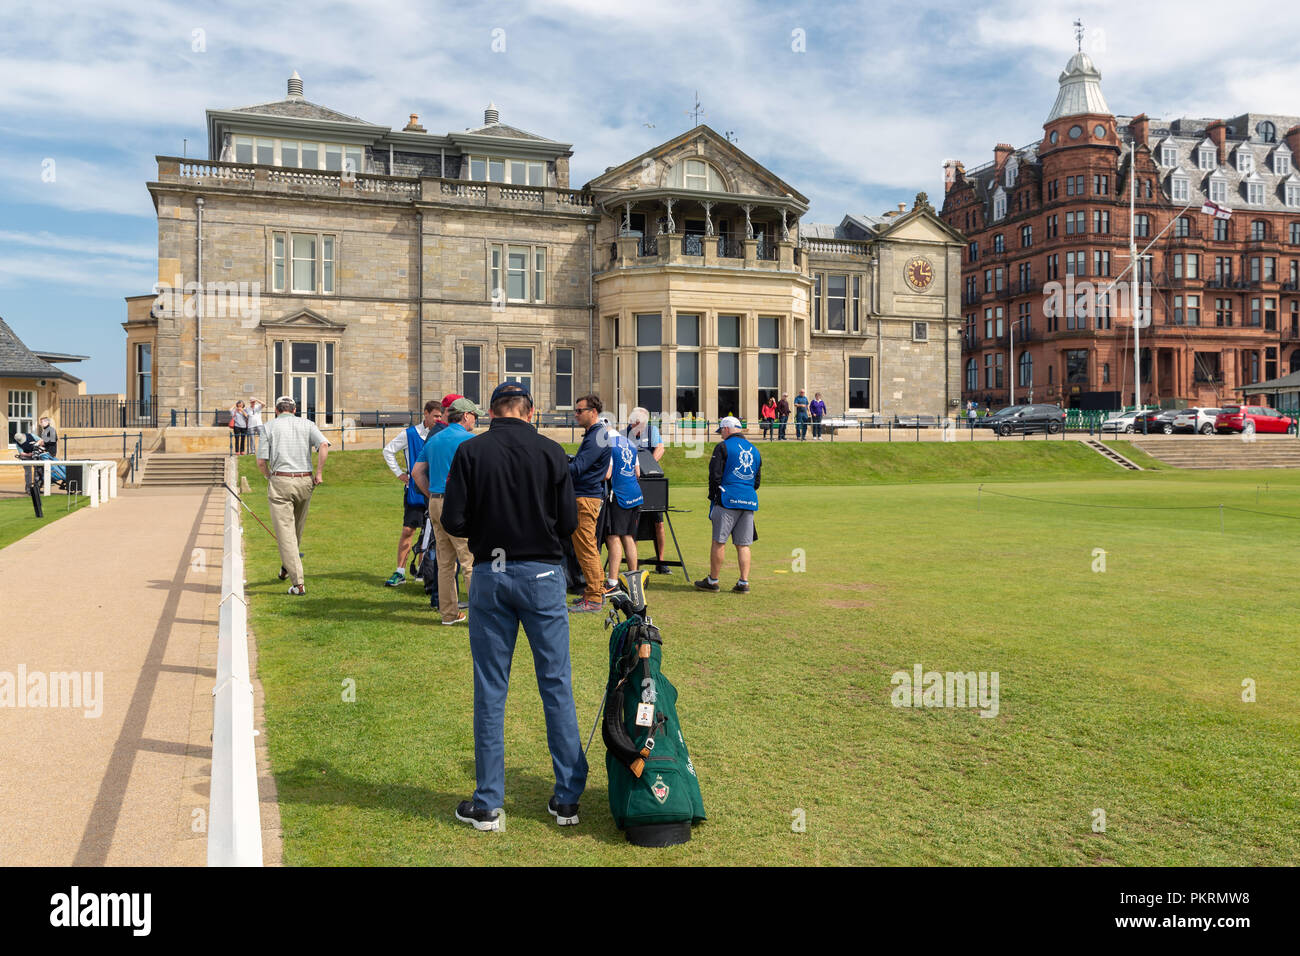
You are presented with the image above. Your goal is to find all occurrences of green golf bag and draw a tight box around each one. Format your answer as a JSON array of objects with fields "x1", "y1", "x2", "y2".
[{"x1": 602, "y1": 573, "x2": 705, "y2": 846}]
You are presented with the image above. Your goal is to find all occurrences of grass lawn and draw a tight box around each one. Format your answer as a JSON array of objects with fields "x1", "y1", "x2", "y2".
[
  {"x1": 0, "y1": 492, "x2": 89, "y2": 550},
  {"x1": 236, "y1": 446, "x2": 1300, "y2": 865}
]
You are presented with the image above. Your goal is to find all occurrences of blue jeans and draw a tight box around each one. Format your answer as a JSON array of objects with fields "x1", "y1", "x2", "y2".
[{"x1": 468, "y1": 559, "x2": 588, "y2": 811}]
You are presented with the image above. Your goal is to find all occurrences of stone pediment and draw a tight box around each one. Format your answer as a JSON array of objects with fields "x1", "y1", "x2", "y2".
[
  {"x1": 585, "y1": 125, "x2": 808, "y2": 205},
  {"x1": 259, "y1": 308, "x2": 347, "y2": 332},
  {"x1": 875, "y1": 201, "x2": 965, "y2": 245}
]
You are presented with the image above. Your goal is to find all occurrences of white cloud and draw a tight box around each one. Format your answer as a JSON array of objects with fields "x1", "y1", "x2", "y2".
[
  {"x1": 0, "y1": 153, "x2": 157, "y2": 216},
  {"x1": 0, "y1": 250, "x2": 154, "y2": 292},
  {"x1": 0, "y1": 230, "x2": 154, "y2": 261}
]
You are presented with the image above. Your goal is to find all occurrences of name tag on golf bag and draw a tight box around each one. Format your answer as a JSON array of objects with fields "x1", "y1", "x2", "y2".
[{"x1": 602, "y1": 616, "x2": 705, "y2": 846}]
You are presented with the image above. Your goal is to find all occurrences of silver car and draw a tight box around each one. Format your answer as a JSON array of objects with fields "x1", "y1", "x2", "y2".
[{"x1": 1173, "y1": 407, "x2": 1221, "y2": 435}]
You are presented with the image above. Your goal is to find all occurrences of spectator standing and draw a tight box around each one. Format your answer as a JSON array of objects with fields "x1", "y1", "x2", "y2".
[
  {"x1": 625, "y1": 407, "x2": 670, "y2": 574},
  {"x1": 695, "y1": 416, "x2": 761, "y2": 594},
  {"x1": 246, "y1": 398, "x2": 265, "y2": 454},
  {"x1": 381, "y1": 399, "x2": 442, "y2": 587},
  {"x1": 794, "y1": 389, "x2": 811, "y2": 441},
  {"x1": 38, "y1": 416, "x2": 57, "y2": 458},
  {"x1": 810, "y1": 393, "x2": 826, "y2": 440},
  {"x1": 256, "y1": 395, "x2": 330, "y2": 595},
  {"x1": 967, "y1": 401, "x2": 977, "y2": 429},
  {"x1": 568, "y1": 394, "x2": 611, "y2": 613},
  {"x1": 440, "y1": 382, "x2": 586, "y2": 831},
  {"x1": 230, "y1": 401, "x2": 249, "y2": 455},
  {"x1": 760, "y1": 397, "x2": 777, "y2": 440},
  {"x1": 775, "y1": 394, "x2": 791, "y2": 440},
  {"x1": 413, "y1": 397, "x2": 482, "y2": 625},
  {"x1": 603, "y1": 424, "x2": 642, "y2": 591}
]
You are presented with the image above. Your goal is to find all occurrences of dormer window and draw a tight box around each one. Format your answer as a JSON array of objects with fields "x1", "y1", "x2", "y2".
[
  {"x1": 668, "y1": 159, "x2": 724, "y2": 191},
  {"x1": 1208, "y1": 175, "x2": 1228, "y2": 204},
  {"x1": 1171, "y1": 175, "x2": 1189, "y2": 202},
  {"x1": 1246, "y1": 180, "x2": 1265, "y2": 206},
  {"x1": 1257, "y1": 120, "x2": 1277, "y2": 144},
  {"x1": 1005, "y1": 156, "x2": 1018, "y2": 187},
  {"x1": 1275, "y1": 150, "x2": 1292, "y2": 176},
  {"x1": 1237, "y1": 149, "x2": 1255, "y2": 174},
  {"x1": 1198, "y1": 145, "x2": 1216, "y2": 170},
  {"x1": 992, "y1": 187, "x2": 1006, "y2": 221},
  {"x1": 1161, "y1": 143, "x2": 1178, "y2": 167},
  {"x1": 1286, "y1": 183, "x2": 1300, "y2": 208}
]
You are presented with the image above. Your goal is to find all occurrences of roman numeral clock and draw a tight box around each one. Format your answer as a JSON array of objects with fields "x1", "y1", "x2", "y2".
[{"x1": 904, "y1": 256, "x2": 935, "y2": 291}]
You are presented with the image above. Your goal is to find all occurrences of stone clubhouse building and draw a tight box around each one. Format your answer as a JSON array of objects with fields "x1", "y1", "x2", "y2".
[{"x1": 125, "y1": 74, "x2": 963, "y2": 426}]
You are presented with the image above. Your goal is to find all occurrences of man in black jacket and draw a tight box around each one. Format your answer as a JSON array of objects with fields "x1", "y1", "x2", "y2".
[{"x1": 441, "y1": 382, "x2": 587, "y2": 831}]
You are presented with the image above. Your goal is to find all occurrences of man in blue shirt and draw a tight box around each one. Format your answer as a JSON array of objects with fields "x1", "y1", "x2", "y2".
[
  {"x1": 794, "y1": 389, "x2": 811, "y2": 441},
  {"x1": 413, "y1": 397, "x2": 482, "y2": 624},
  {"x1": 696, "y1": 417, "x2": 761, "y2": 594},
  {"x1": 603, "y1": 424, "x2": 642, "y2": 591},
  {"x1": 567, "y1": 394, "x2": 612, "y2": 612}
]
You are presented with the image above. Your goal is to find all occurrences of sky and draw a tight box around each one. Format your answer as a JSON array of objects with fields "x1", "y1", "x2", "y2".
[{"x1": 1, "y1": 0, "x2": 1298, "y2": 393}]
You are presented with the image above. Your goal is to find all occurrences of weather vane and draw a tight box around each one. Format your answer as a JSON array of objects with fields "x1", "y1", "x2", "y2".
[
  {"x1": 686, "y1": 91, "x2": 704, "y2": 126},
  {"x1": 1073, "y1": 18, "x2": 1084, "y2": 52}
]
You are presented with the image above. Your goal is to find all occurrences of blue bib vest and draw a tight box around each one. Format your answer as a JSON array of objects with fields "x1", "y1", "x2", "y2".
[
  {"x1": 404, "y1": 426, "x2": 428, "y2": 508},
  {"x1": 718, "y1": 435, "x2": 760, "y2": 511},
  {"x1": 610, "y1": 434, "x2": 644, "y2": 509}
]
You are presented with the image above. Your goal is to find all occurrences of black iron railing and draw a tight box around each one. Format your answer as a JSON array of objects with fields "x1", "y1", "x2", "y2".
[
  {"x1": 683, "y1": 234, "x2": 704, "y2": 256},
  {"x1": 717, "y1": 235, "x2": 744, "y2": 258},
  {"x1": 61, "y1": 396, "x2": 157, "y2": 428},
  {"x1": 637, "y1": 235, "x2": 658, "y2": 257}
]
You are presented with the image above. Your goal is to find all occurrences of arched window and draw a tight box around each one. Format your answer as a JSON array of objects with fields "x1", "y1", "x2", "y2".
[
  {"x1": 1018, "y1": 351, "x2": 1033, "y2": 387},
  {"x1": 668, "y1": 159, "x2": 724, "y2": 191},
  {"x1": 1289, "y1": 348, "x2": 1300, "y2": 375},
  {"x1": 1257, "y1": 121, "x2": 1277, "y2": 144}
]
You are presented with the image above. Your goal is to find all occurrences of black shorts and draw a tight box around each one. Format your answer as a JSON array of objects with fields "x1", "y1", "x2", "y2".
[
  {"x1": 403, "y1": 502, "x2": 427, "y2": 529},
  {"x1": 605, "y1": 501, "x2": 641, "y2": 537}
]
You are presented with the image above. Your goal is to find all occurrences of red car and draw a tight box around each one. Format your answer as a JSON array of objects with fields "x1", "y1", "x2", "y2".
[{"x1": 1214, "y1": 405, "x2": 1296, "y2": 435}]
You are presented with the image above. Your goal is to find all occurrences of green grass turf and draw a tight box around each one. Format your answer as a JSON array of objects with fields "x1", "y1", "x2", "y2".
[
  {"x1": 236, "y1": 448, "x2": 1300, "y2": 865},
  {"x1": 0, "y1": 493, "x2": 89, "y2": 550}
]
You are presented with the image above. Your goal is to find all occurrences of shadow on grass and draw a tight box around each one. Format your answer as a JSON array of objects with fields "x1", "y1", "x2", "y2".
[{"x1": 276, "y1": 756, "x2": 623, "y2": 844}]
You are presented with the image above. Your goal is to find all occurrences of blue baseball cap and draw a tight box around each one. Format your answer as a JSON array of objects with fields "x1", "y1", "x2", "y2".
[{"x1": 490, "y1": 381, "x2": 532, "y2": 406}]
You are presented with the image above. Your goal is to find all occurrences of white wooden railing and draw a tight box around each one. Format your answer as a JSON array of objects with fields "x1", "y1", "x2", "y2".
[
  {"x1": 208, "y1": 457, "x2": 263, "y2": 867},
  {"x1": 0, "y1": 459, "x2": 117, "y2": 507}
]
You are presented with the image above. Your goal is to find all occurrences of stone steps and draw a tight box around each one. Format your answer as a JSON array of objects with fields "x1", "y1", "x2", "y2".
[
  {"x1": 1132, "y1": 439, "x2": 1300, "y2": 469},
  {"x1": 140, "y1": 454, "x2": 227, "y2": 486}
]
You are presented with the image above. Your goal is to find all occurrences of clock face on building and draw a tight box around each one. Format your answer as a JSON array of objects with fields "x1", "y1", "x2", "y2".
[{"x1": 904, "y1": 256, "x2": 935, "y2": 291}]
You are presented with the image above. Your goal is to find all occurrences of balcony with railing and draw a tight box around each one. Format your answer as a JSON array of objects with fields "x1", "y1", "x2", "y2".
[{"x1": 155, "y1": 156, "x2": 597, "y2": 213}]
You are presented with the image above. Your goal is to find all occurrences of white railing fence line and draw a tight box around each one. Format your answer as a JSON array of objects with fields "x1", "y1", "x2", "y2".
[{"x1": 208, "y1": 456, "x2": 263, "y2": 867}]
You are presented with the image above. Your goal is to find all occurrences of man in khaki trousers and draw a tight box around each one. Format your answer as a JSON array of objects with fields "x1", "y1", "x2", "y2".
[
  {"x1": 412, "y1": 397, "x2": 482, "y2": 624},
  {"x1": 256, "y1": 396, "x2": 330, "y2": 595}
]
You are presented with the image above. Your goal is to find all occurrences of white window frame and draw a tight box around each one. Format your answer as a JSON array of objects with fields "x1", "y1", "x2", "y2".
[
  {"x1": 1274, "y1": 151, "x2": 1292, "y2": 176},
  {"x1": 7, "y1": 389, "x2": 35, "y2": 447},
  {"x1": 1237, "y1": 149, "x2": 1255, "y2": 174},
  {"x1": 469, "y1": 156, "x2": 546, "y2": 185},
  {"x1": 553, "y1": 346, "x2": 574, "y2": 410},
  {"x1": 1287, "y1": 184, "x2": 1300, "y2": 208},
  {"x1": 489, "y1": 242, "x2": 547, "y2": 303},
  {"x1": 1247, "y1": 182, "x2": 1265, "y2": 206},
  {"x1": 1161, "y1": 144, "x2": 1178, "y2": 167},
  {"x1": 992, "y1": 188, "x2": 1006, "y2": 221},
  {"x1": 1171, "y1": 176, "x2": 1189, "y2": 202},
  {"x1": 272, "y1": 230, "x2": 338, "y2": 294},
  {"x1": 461, "y1": 344, "x2": 483, "y2": 406},
  {"x1": 912, "y1": 321, "x2": 929, "y2": 342},
  {"x1": 1198, "y1": 145, "x2": 1216, "y2": 171},
  {"x1": 1209, "y1": 177, "x2": 1228, "y2": 204}
]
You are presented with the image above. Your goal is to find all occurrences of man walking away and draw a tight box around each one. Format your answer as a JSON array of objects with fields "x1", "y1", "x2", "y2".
[
  {"x1": 246, "y1": 398, "x2": 265, "y2": 455},
  {"x1": 625, "y1": 407, "x2": 670, "y2": 574},
  {"x1": 696, "y1": 416, "x2": 761, "y2": 594},
  {"x1": 810, "y1": 393, "x2": 826, "y2": 440},
  {"x1": 568, "y1": 394, "x2": 611, "y2": 613},
  {"x1": 603, "y1": 423, "x2": 642, "y2": 591},
  {"x1": 441, "y1": 382, "x2": 586, "y2": 831},
  {"x1": 382, "y1": 400, "x2": 441, "y2": 587},
  {"x1": 412, "y1": 397, "x2": 482, "y2": 625},
  {"x1": 776, "y1": 394, "x2": 791, "y2": 440},
  {"x1": 794, "y1": 388, "x2": 810, "y2": 441},
  {"x1": 256, "y1": 396, "x2": 329, "y2": 594}
]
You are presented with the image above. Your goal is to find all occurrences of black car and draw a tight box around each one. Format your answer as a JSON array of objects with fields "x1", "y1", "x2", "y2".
[
  {"x1": 1132, "y1": 409, "x2": 1182, "y2": 434},
  {"x1": 976, "y1": 404, "x2": 1066, "y2": 436}
]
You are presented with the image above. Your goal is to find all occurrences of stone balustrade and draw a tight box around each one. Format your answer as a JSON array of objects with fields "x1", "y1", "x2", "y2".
[{"x1": 155, "y1": 156, "x2": 594, "y2": 211}]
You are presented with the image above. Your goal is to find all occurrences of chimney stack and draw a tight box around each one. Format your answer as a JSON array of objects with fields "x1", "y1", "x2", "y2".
[
  {"x1": 1207, "y1": 120, "x2": 1227, "y2": 166},
  {"x1": 993, "y1": 143, "x2": 1014, "y2": 170},
  {"x1": 403, "y1": 113, "x2": 426, "y2": 133},
  {"x1": 1129, "y1": 113, "x2": 1150, "y2": 148},
  {"x1": 287, "y1": 71, "x2": 304, "y2": 101},
  {"x1": 484, "y1": 103, "x2": 499, "y2": 125},
  {"x1": 943, "y1": 159, "x2": 962, "y2": 194},
  {"x1": 1284, "y1": 125, "x2": 1300, "y2": 166}
]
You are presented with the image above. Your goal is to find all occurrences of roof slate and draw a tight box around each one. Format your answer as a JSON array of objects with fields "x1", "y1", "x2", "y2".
[{"x1": 0, "y1": 316, "x2": 63, "y2": 378}]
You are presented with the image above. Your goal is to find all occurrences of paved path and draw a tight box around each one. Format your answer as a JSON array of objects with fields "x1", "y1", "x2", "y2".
[{"x1": 0, "y1": 484, "x2": 281, "y2": 866}]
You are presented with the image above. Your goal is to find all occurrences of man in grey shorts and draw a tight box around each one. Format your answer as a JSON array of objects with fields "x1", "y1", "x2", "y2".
[{"x1": 696, "y1": 416, "x2": 762, "y2": 594}]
